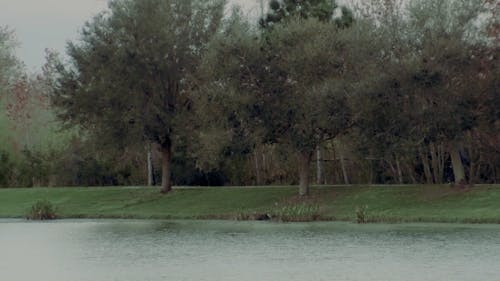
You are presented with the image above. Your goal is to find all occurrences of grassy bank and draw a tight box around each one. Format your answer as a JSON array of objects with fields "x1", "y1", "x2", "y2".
[{"x1": 1, "y1": 185, "x2": 499, "y2": 223}]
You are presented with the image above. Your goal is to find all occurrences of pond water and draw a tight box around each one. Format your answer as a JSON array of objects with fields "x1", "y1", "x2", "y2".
[{"x1": 0, "y1": 219, "x2": 499, "y2": 281}]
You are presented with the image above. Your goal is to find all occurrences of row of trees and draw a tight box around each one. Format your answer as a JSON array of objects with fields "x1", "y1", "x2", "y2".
[{"x1": 1, "y1": 0, "x2": 498, "y2": 195}]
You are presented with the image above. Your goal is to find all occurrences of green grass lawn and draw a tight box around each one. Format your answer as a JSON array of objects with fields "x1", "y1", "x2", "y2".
[{"x1": 1, "y1": 185, "x2": 499, "y2": 223}]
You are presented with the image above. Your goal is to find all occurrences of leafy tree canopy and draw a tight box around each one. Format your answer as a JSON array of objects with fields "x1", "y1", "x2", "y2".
[
  {"x1": 202, "y1": 16, "x2": 377, "y2": 194},
  {"x1": 51, "y1": 0, "x2": 225, "y2": 192},
  {"x1": 260, "y1": 0, "x2": 353, "y2": 28}
]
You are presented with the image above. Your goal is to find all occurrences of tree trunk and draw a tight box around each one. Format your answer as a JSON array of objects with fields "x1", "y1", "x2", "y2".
[
  {"x1": 387, "y1": 158, "x2": 399, "y2": 184},
  {"x1": 437, "y1": 143, "x2": 445, "y2": 184},
  {"x1": 494, "y1": 161, "x2": 498, "y2": 184},
  {"x1": 147, "y1": 145, "x2": 154, "y2": 186},
  {"x1": 420, "y1": 149, "x2": 433, "y2": 184},
  {"x1": 405, "y1": 161, "x2": 417, "y2": 184},
  {"x1": 254, "y1": 150, "x2": 261, "y2": 185},
  {"x1": 160, "y1": 145, "x2": 172, "y2": 193},
  {"x1": 465, "y1": 138, "x2": 481, "y2": 185},
  {"x1": 339, "y1": 149, "x2": 349, "y2": 184},
  {"x1": 429, "y1": 143, "x2": 439, "y2": 183},
  {"x1": 316, "y1": 146, "x2": 323, "y2": 185},
  {"x1": 262, "y1": 151, "x2": 267, "y2": 180},
  {"x1": 395, "y1": 156, "x2": 403, "y2": 184},
  {"x1": 298, "y1": 151, "x2": 312, "y2": 196},
  {"x1": 469, "y1": 155, "x2": 477, "y2": 185},
  {"x1": 449, "y1": 142, "x2": 466, "y2": 185}
]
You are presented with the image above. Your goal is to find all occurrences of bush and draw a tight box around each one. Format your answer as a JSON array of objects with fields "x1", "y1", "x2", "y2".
[
  {"x1": 27, "y1": 200, "x2": 57, "y2": 220},
  {"x1": 0, "y1": 150, "x2": 13, "y2": 187},
  {"x1": 271, "y1": 203, "x2": 321, "y2": 222},
  {"x1": 356, "y1": 205, "x2": 368, "y2": 223}
]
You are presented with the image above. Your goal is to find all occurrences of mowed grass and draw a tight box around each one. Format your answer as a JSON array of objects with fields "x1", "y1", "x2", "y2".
[{"x1": 0, "y1": 185, "x2": 499, "y2": 223}]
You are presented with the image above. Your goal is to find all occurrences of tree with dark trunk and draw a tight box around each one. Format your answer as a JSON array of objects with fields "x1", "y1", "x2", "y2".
[
  {"x1": 353, "y1": 0, "x2": 495, "y2": 185},
  {"x1": 202, "y1": 16, "x2": 364, "y2": 195},
  {"x1": 50, "y1": 0, "x2": 224, "y2": 193}
]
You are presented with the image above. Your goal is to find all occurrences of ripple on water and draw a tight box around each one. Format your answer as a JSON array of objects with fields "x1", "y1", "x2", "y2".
[{"x1": 0, "y1": 220, "x2": 499, "y2": 281}]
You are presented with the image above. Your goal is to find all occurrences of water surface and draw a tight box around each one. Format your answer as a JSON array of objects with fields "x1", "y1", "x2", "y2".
[{"x1": 1, "y1": 219, "x2": 499, "y2": 281}]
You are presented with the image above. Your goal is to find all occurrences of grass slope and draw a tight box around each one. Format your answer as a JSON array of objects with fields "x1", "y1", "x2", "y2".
[{"x1": 0, "y1": 185, "x2": 499, "y2": 223}]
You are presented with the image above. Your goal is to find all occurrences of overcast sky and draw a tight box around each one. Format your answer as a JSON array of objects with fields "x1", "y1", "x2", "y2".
[{"x1": 0, "y1": 0, "x2": 262, "y2": 72}]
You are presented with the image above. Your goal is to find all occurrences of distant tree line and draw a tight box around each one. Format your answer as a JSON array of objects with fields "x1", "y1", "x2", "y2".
[{"x1": 0, "y1": 0, "x2": 498, "y2": 195}]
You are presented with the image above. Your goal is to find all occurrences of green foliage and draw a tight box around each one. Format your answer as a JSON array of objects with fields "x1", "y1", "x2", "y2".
[
  {"x1": 51, "y1": 0, "x2": 225, "y2": 191},
  {"x1": 211, "y1": 18, "x2": 351, "y2": 147},
  {"x1": 271, "y1": 203, "x2": 321, "y2": 222},
  {"x1": 27, "y1": 199, "x2": 57, "y2": 220},
  {"x1": 0, "y1": 0, "x2": 495, "y2": 188},
  {"x1": 52, "y1": 0, "x2": 224, "y2": 148},
  {"x1": 0, "y1": 27, "x2": 23, "y2": 175},
  {"x1": 204, "y1": 15, "x2": 378, "y2": 193},
  {"x1": 171, "y1": 144, "x2": 228, "y2": 186},
  {"x1": 260, "y1": 0, "x2": 353, "y2": 28},
  {"x1": 0, "y1": 137, "x2": 150, "y2": 188},
  {"x1": 0, "y1": 150, "x2": 13, "y2": 187},
  {"x1": 348, "y1": 0, "x2": 498, "y2": 184},
  {"x1": 355, "y1": 205, "x2": 368, "y2": 224},
  {"x1": 0, "y1": 26, "x2": 22, "y2": 96}
]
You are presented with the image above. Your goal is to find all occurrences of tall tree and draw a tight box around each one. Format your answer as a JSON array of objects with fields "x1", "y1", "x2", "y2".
[
  {"x1": 203, "y1": 17, "x2": 374, "y2": 195},
  {"x1": 404, "y1": 0, "x2": 493, "y2": 185},
  {"x1": 0, "y1": 27, "x2": 22, "y2": 187},
  {"x1": 353, "y1": 0, "x2": 496, "y2": 184},
  {"x1": 51, "y1": 0, "x2": 224, "y2": 192}
]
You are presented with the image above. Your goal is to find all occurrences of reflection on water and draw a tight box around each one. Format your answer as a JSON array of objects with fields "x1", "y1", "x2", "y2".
[{"x1": 1, "y1": 219, "x2": 499, "y2": 281}]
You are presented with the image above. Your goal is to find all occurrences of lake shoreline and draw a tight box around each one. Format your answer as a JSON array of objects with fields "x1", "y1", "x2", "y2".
[{"x1": 1, "y1": 185, "x2": 499, "y2": 224}]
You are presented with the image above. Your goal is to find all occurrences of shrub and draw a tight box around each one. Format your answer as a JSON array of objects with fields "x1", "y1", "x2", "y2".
[
  {"x1": 271, "y1": 203, "x2": 321, "y2": 222},
  {"x1": 356, "y1": 205, "x2": 368, "y2": 223},
  {"x1": 0, "y1": 150, "x2": 13, "y2": 187},
  {"x1": 27, "y1": 200, "x2": 57, "y2": 220}
]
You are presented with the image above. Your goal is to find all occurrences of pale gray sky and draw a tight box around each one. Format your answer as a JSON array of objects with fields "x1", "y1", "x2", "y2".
[{"x1": 0, "y1": 0, "x2": 262, "y2": 72}]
